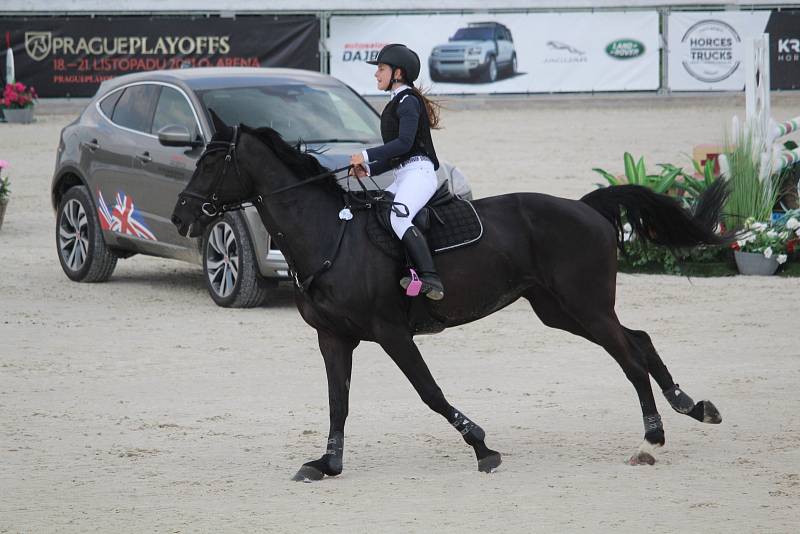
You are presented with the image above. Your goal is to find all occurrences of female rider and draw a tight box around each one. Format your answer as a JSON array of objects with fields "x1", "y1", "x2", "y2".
[{"x1": 350, "y1": 43, "x2": 444, "y2": 300}]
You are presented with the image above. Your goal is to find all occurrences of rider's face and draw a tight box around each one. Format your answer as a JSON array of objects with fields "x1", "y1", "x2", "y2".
[{"x1": 375, "y1": 63, "x2": 395, "y2": 91}]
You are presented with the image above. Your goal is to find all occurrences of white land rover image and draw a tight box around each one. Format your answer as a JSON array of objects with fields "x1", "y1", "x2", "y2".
[{"x1": 428, "y1": 22, "x2": 517, "y2": 83}]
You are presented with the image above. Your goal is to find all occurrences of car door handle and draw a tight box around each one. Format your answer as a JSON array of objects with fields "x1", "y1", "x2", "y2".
[
  {"x1": 82, "y1": 139, "x2": 99, "y2": 151},
  {"x1": 136, "y1": 152, "x2": 152, "y2": 163}
]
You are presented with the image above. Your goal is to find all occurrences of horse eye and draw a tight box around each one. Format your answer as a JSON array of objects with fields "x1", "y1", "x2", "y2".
[{"x1": 181, "y1": 199, "x2": 187, "y2": 205}]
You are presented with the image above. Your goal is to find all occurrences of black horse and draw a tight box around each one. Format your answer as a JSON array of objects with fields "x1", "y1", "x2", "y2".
[{"x1": 172, "y1": 112, "x2": 728, "y2": 481}]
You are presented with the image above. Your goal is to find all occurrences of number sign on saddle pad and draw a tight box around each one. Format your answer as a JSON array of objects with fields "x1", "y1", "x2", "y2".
[{"x1": 366, "y1": 197, "x2": 484, "y2": 260}]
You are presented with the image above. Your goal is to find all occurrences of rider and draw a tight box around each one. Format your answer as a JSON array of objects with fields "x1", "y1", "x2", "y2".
[{"x1": 350, "y1": 43, "x2": 444, "y2": 300}]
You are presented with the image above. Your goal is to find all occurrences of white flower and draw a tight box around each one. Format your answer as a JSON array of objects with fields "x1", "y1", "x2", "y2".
[
  {"x1": 623, "y1": 222, "x2": 633, "y2": 242},
  {"x1": 767, "y1": 230, "x2": 778, "y2": 238},
  {"x1": 737, "y1": 239, "x2": 748, "y2": 248},
  {"x1": 786, "y1": 217, "x2": 800, "y2": 230},
  {"x1": 777, "y1": 254, "x2": 788, "y2": 265},
  {"x1": 763, "y1": 247, "x2": 773, "y2": 258},
  {"x1": 751, "y1": 222, "x2": 768, "y2": 232},
  {"x1": 796, "y1": 228, "x2": 800, "y2": 237}
]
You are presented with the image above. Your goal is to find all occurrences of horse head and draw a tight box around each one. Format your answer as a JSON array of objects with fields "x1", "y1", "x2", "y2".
[{"x1": 171, "y1": 109, "x2": 255, "y2": 238}]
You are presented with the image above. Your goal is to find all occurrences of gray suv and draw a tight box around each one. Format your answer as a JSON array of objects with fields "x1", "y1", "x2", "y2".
[
  {"x1": 429, "y1": 22, "x2": 517, "y2": 83},
  {"x1": 51, "y1": 68, "x2": 472, "y2": 307}
]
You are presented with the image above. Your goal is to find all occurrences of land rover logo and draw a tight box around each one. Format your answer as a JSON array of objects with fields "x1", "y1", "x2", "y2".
[
  {"x1": 25, "y1": 31, "x2": 52, "y2": 62},
  {"x1": 681, "y1": 20, "x2": 741, "y2": 83},
  {"x1": 606, "y1": 39, "x2": 644, "y2": 59}
]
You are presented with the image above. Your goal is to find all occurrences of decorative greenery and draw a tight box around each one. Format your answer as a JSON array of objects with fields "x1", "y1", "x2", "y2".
[
  {"x1": 721, "y1": 126, "x2": 782, "y2": 230},
  {"x1": 730, "y1": 216, "x2": 794, "y2": 265},
  {"x1": 0, "y1": 160, "x2": 9, "y2": 202},
  {"x1": 1, "y1": 82, "x2": 37, "y2": 109},
  {"x1": 672, "y1": 156, "x2": 721, "y2": 208},
  {"x1": 617, "y1": 221, "x2": 732, "y2": 276},
  {"x1": 592, "y1": 152, "x2": 683, "y2": 194}
]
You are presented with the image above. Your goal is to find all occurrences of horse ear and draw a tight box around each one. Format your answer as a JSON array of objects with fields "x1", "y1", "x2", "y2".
[{"x1": 208, "y1": 108, "x2": 229, "y2": 135}]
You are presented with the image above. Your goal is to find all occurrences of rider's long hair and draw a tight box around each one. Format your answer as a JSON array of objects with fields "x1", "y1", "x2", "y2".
[{"x1": 410, "y1": 83, "x2": 442, "y2": 130}]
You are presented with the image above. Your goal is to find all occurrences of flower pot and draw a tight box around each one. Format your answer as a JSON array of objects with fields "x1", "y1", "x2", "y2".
[
  {"x1": 734, "y1": 250, "x2": 779, "y2": 276},
  {"x1": 2, "y1": 107, "x2": 35, "y2": 124},
  {"x1": 0, "y1": 199, "x2": 7, "y2": 231}
]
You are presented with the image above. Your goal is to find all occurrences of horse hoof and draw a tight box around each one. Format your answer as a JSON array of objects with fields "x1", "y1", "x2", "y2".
[
  {"x1": 291, "y1": 465, "x2": 325, "y2": 482},
  {"x1": 689, "y1": 400, "x2": 722, "y2": 424},
  {"x1": 478, "y1": 452, "x2": 502, "y2": 473},
  {"x1": 627, "y1": 451, "x2": 656, "y2": 466}
]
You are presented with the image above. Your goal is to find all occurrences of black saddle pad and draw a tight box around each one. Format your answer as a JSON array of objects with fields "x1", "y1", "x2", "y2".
[{"x1": 366, "y1": 197, "x2": 483, "y2": 260}]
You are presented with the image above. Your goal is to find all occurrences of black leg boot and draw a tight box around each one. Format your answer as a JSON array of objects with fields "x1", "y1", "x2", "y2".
[{"x1": 399, "y1": 226, "x2": 444, "y2": 300}]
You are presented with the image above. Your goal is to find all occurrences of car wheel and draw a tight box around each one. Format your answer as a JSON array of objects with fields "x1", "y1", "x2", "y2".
[
  {"x1": 482, "y1": 56, "x2": 498, "y2": 83},
  {"x1": 202, "y1": 212, "x2": 270, "y2": 308},
  {"x1": 509, "y1": 54, "x2": 517, "y2": 76},
  {"x1": 56, "y1": 185, "x2": 118, "y2": 282},
  {"x1": 429, "y1": 67, "x2": 443, "y2": 82}
]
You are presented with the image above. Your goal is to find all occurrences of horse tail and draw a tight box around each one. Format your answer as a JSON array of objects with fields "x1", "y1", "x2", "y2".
[{"x1": 579, "y1": 179, "x2": 731, "y2": 252}]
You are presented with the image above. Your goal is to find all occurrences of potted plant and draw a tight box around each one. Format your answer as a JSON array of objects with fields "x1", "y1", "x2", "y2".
[
  {"x1": 731, "y1": 215, "x2": 797, "y2": 275},
  {"x1": 1, "y1": 81, "x2": 37, "y2": 124},
  {"x1": 0, "y1": 160, "x2": 9, "y2": 231}
]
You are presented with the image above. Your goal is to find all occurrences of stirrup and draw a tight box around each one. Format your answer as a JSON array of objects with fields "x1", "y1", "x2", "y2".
[
  {"x1": 400, "y1": 268, "x2": 444, "y2": 300},
  {"x1": 404, "y1": 269, "x2": 423, "y2": 297}
]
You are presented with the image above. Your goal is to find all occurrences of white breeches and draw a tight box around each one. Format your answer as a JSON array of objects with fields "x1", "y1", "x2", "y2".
[{"x1": 385, "y1": 159, "x2": 438, "y2": 239}]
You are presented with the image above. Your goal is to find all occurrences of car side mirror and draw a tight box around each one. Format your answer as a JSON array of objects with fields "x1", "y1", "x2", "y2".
[{"x1": 158, "y1": 124, "x2": 202, "y2": 147}]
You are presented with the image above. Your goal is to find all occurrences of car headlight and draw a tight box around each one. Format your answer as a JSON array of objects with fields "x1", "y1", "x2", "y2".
[
  {"x1": 431, "y1": 48, "x2": 441, "y2": 56},
  {"x1": 468, "y1": 47, "x2": 482, "y2": 55}
]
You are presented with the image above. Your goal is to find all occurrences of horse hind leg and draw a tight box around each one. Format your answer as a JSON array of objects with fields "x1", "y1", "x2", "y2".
[
  {"x1": 524, "y1": 287, "x2": 664, "y2": 465},
  {"x1": 624, "y1": 328, "x2": 722, "y2": 425}
]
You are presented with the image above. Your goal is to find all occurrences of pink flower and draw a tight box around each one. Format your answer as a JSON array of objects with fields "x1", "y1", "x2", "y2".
[
  {"x1": 0, "y1": 160, "x2": 9, "y2": 169},
  {"x1": 13, "y1": 82, "x2": 24, "y2": 92}
]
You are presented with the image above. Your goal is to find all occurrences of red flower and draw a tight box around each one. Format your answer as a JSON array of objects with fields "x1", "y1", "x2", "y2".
[
  {"x1": 730, "y1": 241, "x2": 740, "y2": 251},
  {"x1": 788, "y1": 238, "x2": 798, "y2": 254}
]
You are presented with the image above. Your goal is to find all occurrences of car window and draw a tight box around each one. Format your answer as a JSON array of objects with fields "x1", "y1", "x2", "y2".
[
  {"x1": 151, "y1": 86, "x2": 199, "y2": 137},
  {"x1": 111, "y1": 84, "x2": 159, "y2": 133},
  {"x1": 99, "y1": 90, "x2": 122, "y2": 118},
  {"x1": 453, "y1": 28, "x2": 493, "y2": 41},
  {"x1": 504, "y1": 29, "x2": 513, "y2": 42},
  {"x1": 198, "y1": 83, "x2": 381, "y2": 144}
]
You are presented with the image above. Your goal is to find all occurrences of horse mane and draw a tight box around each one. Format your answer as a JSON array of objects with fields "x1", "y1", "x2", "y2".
[{"x1": 239, "y1": 124, "x2": 330, "y2": 180}]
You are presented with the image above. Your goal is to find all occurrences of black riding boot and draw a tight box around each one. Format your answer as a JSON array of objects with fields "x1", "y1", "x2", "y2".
[{"x1": 399, "y1": 226, "x2": 444, "y2": 300}]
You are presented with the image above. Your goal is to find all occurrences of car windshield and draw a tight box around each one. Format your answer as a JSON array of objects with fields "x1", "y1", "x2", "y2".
[
  {"x1": 451, "y1": 27, "x2": 494, "y2": 41},
  {"x1": 198, "y1": 83, "x2": 382, "y2": 144}
]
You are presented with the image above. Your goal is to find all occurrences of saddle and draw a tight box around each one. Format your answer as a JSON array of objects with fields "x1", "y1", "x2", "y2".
[{"x1": 366, "y1": 183, "x2": 483, "y2": 260}]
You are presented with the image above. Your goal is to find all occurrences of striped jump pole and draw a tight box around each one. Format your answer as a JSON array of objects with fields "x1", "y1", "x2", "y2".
[{"x1": 773, "y1": 117, "x2": 800, "y2": 139}]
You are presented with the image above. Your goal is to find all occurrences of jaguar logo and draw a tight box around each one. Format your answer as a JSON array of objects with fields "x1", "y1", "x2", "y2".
[
  {"x1": 546, "y1": 41, "x2": 585, "y2": 56},
  {"x1": 25, "y1": 31, "x2": 51, "y2": 61}
]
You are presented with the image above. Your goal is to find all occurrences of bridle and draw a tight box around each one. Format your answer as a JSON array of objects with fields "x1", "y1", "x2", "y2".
[{"x1": 178, "y1": 125, "x2": 355, "y2": 217}]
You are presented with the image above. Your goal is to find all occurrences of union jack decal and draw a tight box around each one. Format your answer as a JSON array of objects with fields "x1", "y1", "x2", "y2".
[{"x1": 96, "y1": 189, "x2": 157, "y2": 241}]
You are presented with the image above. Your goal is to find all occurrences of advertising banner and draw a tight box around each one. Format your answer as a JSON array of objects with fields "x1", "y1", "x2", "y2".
[
  {"x1": 329, "y1": 12, "x2": 660, "y2": 95},
  {"x1": 765, "y1": 10, "x2": 800, "y2": 90},
  {"x1": 667, "y1": 11, "x2": 772, "y2": 91},
  {"x1": 0, "y1": 16, "x2": 320, "y2": 97}
]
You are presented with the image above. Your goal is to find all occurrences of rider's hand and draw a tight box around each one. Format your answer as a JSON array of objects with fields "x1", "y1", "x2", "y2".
[
  {"x1": 350, "y1": 152, "x2": 365, "y2": 166},
  {"x1": 353, "y1": 165, "x2": 367, "y2": 178}
]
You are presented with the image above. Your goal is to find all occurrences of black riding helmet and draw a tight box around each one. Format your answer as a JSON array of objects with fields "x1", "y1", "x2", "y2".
[{"x1": 367, "y1": 44, "x2": 421, "y2": 86}]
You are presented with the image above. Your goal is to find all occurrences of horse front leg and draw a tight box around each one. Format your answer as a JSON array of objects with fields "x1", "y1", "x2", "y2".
[
  {"x1": 292, "y1": 330, "x2": 359, "y2": 482},
  {"x1": 377, "y1": 329, "x2": 502, "y2": 473}
]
